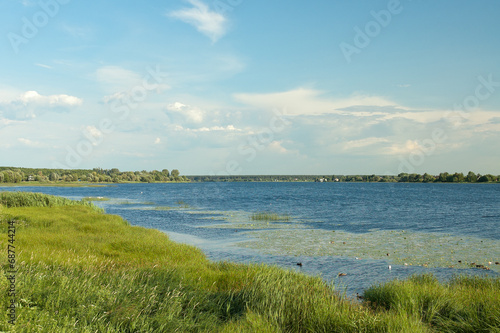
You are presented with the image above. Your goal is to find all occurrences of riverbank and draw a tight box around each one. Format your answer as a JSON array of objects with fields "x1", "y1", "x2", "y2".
[{"x1": 1, "y1": 192, "x2": 498, "y2": 332}]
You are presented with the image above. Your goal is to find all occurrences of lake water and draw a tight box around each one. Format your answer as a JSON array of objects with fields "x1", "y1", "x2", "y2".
[{"x1": 2, "y1": 182, "x2": 499, "y2": 296}]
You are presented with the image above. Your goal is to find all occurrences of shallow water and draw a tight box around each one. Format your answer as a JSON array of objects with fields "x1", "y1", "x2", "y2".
[{"x1": 2, "y1": 182, "x2": 499, "y2": 296}]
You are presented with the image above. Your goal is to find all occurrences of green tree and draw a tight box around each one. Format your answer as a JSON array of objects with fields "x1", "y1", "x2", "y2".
[
  {"x1": 438, "y1": 172, "x2": 449, "y2": 182},
  {"x1": 171, "y1": 169, "x2": 180, "y2": 178},
  {"x1": 466, "y1": 171, "x2": 477, "y2": 182},
  {"x1": 398, "y1": 173, "x2": 409, "y2": 182},
  {"x1": 422, "y1": 173, "x2": 434, "y2": 183},
  {"x1": 49, "y1": 173, "x2": 59, "y2": 181}
]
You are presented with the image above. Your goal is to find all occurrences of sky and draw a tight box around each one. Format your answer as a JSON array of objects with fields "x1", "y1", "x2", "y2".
[{"x1": 1, "y1": 0, "x2": 499, "y2": 175}]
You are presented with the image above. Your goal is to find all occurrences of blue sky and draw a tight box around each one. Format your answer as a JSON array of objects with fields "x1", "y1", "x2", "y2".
[{"x1": 1, "y1": 0, "x2": 499, "y2": 175}]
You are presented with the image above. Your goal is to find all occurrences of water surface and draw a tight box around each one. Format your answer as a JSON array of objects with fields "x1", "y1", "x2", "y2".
[{"x1": 2, "y1": 182, "x2": 498, "y2": 295}]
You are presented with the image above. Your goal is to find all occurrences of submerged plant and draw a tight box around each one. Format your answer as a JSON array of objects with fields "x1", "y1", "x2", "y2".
[
  {"x1": 82, "y1": 196, "x2": 110, "y2": 202},
  {"x1": 251, "y1": 212, "x2": 291, "y2": 222}
]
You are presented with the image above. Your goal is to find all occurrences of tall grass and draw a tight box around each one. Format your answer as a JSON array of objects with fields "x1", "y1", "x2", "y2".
[
  {"x1": 0, "y1": 191, "x2": 103, "y2": 212},
  {"x1": 0, "y1": 193, "x2": 498, "y2": 332},
  {"x1": 363, "y1": 274, "x2": 500, "y2": 332}
]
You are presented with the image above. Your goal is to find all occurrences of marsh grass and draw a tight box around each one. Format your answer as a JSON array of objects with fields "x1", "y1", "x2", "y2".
[
  {"x1": 251, "y1": 212, "x2": 291, "y2": 222},
  {"x1": 0, "y1": 192, "x2": 498, "y2": 332},
  {"x1": 363, "y1": 274, "x2": 500, "y2": 332},
  {"x1": 0, "y1": 191, "x2": 103, "y2": 213}
]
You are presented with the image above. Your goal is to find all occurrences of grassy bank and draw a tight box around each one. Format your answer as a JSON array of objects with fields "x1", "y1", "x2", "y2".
[{"x1": 0, "y1": 192, "x2": 498, "y2": 332}]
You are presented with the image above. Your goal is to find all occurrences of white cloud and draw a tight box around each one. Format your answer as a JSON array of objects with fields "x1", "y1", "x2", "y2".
[
  {"x1": 0, "y1": 90, "x2": 82, "y2": 120},
  {"x1": 155, "y1": 137, "x2": 161, "y2": 144},
  {"x1": 234, "y1": 88, "x2": 400, "y2": 116},
  {"x1": 192, "y1": 125, "x2": 239, "y2": 132},
  {"x1": 343, "y1": 137, "x2": 390, "y2": 150},
  {"x1": 83, "y1": 126, "x2": 103, "y2": 146},
  {"x1": 384, "y1": 139, "x2": 465, "y2": 156},
  {"x1": 168, "y1": 0, "x2": 227, "y2": 42},
  {"x1": 17, "y1": 91, "x2": 83, "y2": 107},
  {"x1": 166, "y1": 102, "x2": 205, "y2": 124},
  {"x1": 18, "y1": 138, "x2": 44, "y2": 147},
  {"x1": 268, "y1": 141, "x2": 289, "y2": 154}
]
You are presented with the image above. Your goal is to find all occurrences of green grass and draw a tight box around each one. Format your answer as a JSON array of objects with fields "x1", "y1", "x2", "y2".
[
  {"x1": 251, "y1": 212, "x2": 291, "y2": 222},
  {"x1": 0, "y1": 191, "x2": 103, "y2": 213},
  {"x1": 0, "y1": 192, "x2": 498, "y2": 332},
  {"x1": 363, "y1": 274, "x2": 500, "y2": 332}
]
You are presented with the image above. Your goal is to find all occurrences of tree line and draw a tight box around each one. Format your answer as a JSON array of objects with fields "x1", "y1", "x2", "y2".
[
  {"x1": 189, "y1": 172, "x2": 499, "y2": 183},
  {"x1": 1, "y1": 168, "x2": 498, "y2": 184},
  {"x1": 0, "y1": 167, "x2": 187, "y2": 184}
]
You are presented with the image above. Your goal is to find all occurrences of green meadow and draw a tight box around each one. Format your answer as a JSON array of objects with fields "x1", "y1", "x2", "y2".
[{"x1": 0, "y1": 192, "x2": 499, "y2": 332}]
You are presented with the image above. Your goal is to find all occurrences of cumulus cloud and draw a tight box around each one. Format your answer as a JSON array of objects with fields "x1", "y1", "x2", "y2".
[
  {"x1": 168, "y1": 0, "x2": 227, "y2": 42},
  {"x1": 0, "y1": 90, "x2": 83, "y2": 119},
  {"x1": 191, "y1": 125, "x2": 239, "y2": 132},
  {"x1": 17, "y1": 91, "x2": 83, "y2": 107},
  {"x1": 268, "y1": 141, "x2": 290, "y2": 154},
  {"x1": 166, "y1": 102, "x2": 205, "y2": 124},
  {"x1": 18, "y1": 138, "x2": 44, "y2": 147}
]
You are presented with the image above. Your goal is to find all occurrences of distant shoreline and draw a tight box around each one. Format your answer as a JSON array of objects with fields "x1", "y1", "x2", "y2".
[{"x1": 1, "y1": 166, "x2": 499, "y2": 185}]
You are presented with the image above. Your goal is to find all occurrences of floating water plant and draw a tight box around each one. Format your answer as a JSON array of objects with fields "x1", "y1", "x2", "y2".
[
  {"x1": 251, "y1": 212, "x2": 291, "y2": 222},
  {"x1": 82, "y1": 196, "x2": 109, "y2": 202},
  {"x1": 176, "y1": 200, "x2": 190, "y2": 208},
  {"x1": 239, "y1": 229, "x2": 500, "y2": 272}
]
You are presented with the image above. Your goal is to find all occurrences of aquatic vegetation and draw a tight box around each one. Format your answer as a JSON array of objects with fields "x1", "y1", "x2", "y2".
[
  {"x1": 251, "y1": 212, "x2": 291, "y2": 222},
  {"x1": 117, "y1": 200, "x2": 155, "y2": 205},
  {"x1": 239, "y1": 229, "x2": 500, "y2": 272},
  {"x1": 176, "y1": 200, "x2": 190, "y2": 208},
  {"x1": 154, "y1": 206, "x2": 173, "y2": 210},
  {"x1": 205, "y1": 222, "x2": 304, "y2": 230},
  {"x1": 196, "y1": 210, "x2": 303, "y2": 230},
  {"x1": 82, "y1": 196, "x2": 110, "y2": 202}
]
